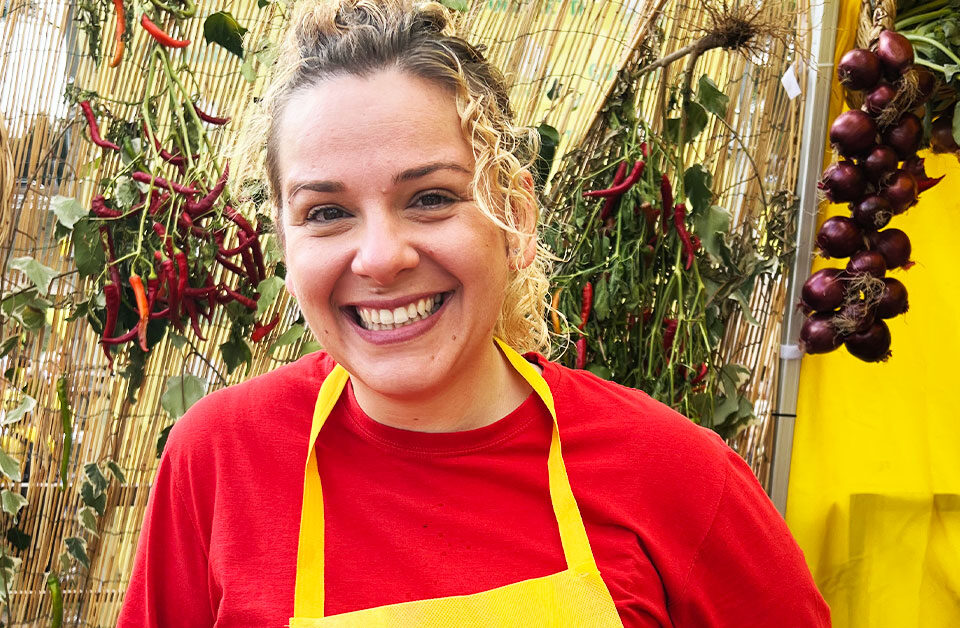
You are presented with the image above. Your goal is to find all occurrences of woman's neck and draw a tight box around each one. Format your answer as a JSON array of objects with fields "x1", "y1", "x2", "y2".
[{"x1": 349, "y1": 340, "x2": 534, "y2": 433}]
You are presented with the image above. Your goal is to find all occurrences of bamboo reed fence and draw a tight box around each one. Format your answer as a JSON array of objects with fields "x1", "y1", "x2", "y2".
[{"x1": 0, "y1": 0, "x2": 812, "y2": 624}]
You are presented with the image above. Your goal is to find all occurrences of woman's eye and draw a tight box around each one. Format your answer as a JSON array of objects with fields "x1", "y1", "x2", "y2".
[
  {"x1": 414, "y1": 192, "x2": 455, "y2": 208},
  {"x1": 306, "y1": 206, "x2": 349, "y2": 222}
]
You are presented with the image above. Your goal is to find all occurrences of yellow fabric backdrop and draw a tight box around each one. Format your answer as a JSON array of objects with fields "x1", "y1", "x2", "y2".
[{"x1": 786, "y1": 1, "x2": 960, "y2": 626}]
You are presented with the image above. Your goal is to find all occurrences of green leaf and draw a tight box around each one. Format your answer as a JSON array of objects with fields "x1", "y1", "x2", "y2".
[
  {"x1": 204, "y1": 11, "x2": 248, "y2": 60},
  {"x1": 220, "y1": 335, "x2": 253, "y2": 374},
  {"x1": 72, "y1": 219, "x2": 106, "y2": 278},
  {"x1": 693, "y1": 205, "x2": 732, "y2": 264},
  {"x1": 156, "y1": 424, "x2": 173, "y2": 458},
  {"x1": 64, "y1": 536, "x2": 90, "y2": 569},
  {"x1": 593, "y1": 276, "x2": 610, "y2": 321},
  {"x1": 79, "y1": 156, "x2": 101, "y2": 178},
  {"x1": 299, "y1": 338, "x2": 322, "y2": 357},
  {"x1": 438, "y1": 0, "x2": 469, "y2": 10},
  {"x1": 104, "y1": 459, "x2": 127, "y2": 484},
  {"x1": 168, "y1": 333, "x2": 188, "y2": 349},
  {"x1": 240, "y1": 54, "x2": 257, "y2": 83},
  {"x1": 257, "y1": 0, "x2": 271, "y2": 7},
  {"x1": 256, "y1": 276, "x2": 285, "y2": 317},
  {"x1": 77, "y1": 505, "x2": 99, "y2": 536},
  {"x1": 665, "y1": 101, "x2": 708, "y2": 142},
  {"x1": 9, "y1": 257, "x2": 58, "y2": 293},
  {"x1": 160, "y1": 374, "x2": 207, "y2": 419},
  {"x1": 728, "y1": 289, "x2": 759, "y2": 325},
  {"x1": 3, "y1": 395, "x2": 35, "y2": 426},
  {"x1": 50, "y1": 196, "x2": 86, "y2": 229},
  {"x1": 0, "y1": 448, "x2": 21, "y2": 482},
  {"x1": 83, "y1": 462, "x2": 108, "y2": 495},
  {"x1": 268, "y1": 323, "x2": 305, "y2": 355},
  {"x1": 683, "y1": 164, "x2": 713, "y2": 215},
  {"x1": 0, "y1": 335, "x2": 18, "y2": 358},
  {"x1": 696, "y1": 75, "x2": 729, "y2": 117},
  {"x1": 1, "y1": 490, "x2": 27, "y2": 517},
  {"x1": 80, "y1": 481, "x2": 106, "y2": 516},
  {"x1": 586, "y1": 364, "x2": 612, "y2": 380},
  {"x1": 114, "y1": 177, "x2": 141, "y2": 210},
  {"x1": 534, "y1": 123, "x2": 560, "y2": 188},
  {"x1": 954, "y1": 102, "x2": 960, "y2": 145}
]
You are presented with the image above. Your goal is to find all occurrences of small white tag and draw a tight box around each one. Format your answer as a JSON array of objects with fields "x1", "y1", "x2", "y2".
[
  {"x1": 780, "y1": 344, "x2": 804, "y2": 360},
  {"x1": 781, "y1": 63, "x2": 802, "y2": 100}
]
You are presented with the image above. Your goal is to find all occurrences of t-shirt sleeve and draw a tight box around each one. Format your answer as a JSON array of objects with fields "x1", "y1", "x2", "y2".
[
  {"x1": 116, "y1": 431, "x2": 215, "y2": 628},
  {"x1": 670, "y1": 448, "x2": 831, "y2": 627}
]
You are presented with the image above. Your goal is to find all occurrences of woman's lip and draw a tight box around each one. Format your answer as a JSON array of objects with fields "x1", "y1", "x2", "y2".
[
  {"x1": 345, "y1": 290, "x2": 453, "y2": 345},
  {"x1": 343, "y1": 290, "x2": 453, "y2": 311}
]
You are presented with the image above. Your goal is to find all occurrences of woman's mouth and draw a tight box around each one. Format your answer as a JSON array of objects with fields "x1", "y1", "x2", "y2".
[{"x1": 350, "y1": 291, "x2": 451, "y2": 331}]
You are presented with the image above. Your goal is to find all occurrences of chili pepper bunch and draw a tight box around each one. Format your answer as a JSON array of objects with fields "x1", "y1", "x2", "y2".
[
  {"x1": 548, "y1": 135, "x2": 750, "y2": 435},
  {"x1": 69, "y1": 24, "x2": 280, "y2": 386}
]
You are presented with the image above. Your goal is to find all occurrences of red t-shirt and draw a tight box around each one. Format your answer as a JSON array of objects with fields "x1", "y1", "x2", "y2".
[{"x1": 117, "y1": 351, "x2": 829, "y2": 627}]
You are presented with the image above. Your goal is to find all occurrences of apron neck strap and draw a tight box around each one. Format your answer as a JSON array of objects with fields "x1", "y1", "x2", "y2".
[{"x1": 293, "y1": 340, "x2": 598, "y2": 617}]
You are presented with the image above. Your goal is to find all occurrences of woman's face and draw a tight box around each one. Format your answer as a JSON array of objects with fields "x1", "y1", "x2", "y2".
[{"x1": 275, "y1": 69, "x2": 512, "y2": 400}]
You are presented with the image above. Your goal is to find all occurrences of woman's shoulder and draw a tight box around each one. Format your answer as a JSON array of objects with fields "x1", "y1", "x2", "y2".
[{"x1": 163, "y1": 350, "x2": 338, "y2": 459}]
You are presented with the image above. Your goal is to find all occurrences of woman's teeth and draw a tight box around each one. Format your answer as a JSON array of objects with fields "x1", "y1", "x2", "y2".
[{"x1": 355, "y1": 294, "x2": 444, "y2": 331}]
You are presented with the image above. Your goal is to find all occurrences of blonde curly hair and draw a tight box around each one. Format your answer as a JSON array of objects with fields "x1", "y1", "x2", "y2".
[{"x1": 231, "y1": 0, "x2": 550, "y2": 354}]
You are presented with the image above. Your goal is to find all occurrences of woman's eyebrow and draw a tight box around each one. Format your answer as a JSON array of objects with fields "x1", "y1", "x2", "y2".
[
  {"x1": 393, "y1": 161, "x2": 471, "y2": 184},
  {"x1": 289, "y1": 161, "x2": 471, "y2": 201}
]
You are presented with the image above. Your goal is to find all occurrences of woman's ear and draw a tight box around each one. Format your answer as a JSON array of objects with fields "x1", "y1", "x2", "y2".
[{"x1": 510, "y1": 170, "x2": 538, "y2": 271}]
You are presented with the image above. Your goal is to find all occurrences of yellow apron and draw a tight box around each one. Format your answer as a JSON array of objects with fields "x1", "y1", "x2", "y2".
[{"x1": 289, "y1": 339, "x2": 624, "y2": 627}]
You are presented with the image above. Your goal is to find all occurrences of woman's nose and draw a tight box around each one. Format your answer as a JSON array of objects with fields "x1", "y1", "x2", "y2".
[{"x1": 350, "y1": 214, "x2": 420, "y2": 285}]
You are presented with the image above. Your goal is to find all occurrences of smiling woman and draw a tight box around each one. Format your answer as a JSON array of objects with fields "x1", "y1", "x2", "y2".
[{"x1": 117, "y1": 1, "x2": 830, "y2": 627}]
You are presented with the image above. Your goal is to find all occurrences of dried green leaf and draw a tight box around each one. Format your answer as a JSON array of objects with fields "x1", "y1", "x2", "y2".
[
  {"x1": 9, "y1": 257, "x2": 58, "y2": 293},
  {"x1": 160, "y1": 375, "x2": 207, "y2": 419},
  {"x1": 50, "y1": 196, "x2": 87, "y2": 229},
  {"x1": 0, "y1": 448, "x2": 21, "y2": 482},
  {"x1": 696, "y1": 75, "x2": 729, "y2": 118},
  {"x1": 203, "y1": 11, "x2": 247, "y2": 60},
  {"x1": 1, "y1": 490, "x2": 27, "y2": 517},
  {"x1": 64, "y1": 536, "x2": 89, "y2": 569},
  {"x1": 3, "y1": 395, "x2": 35, "y2": 426}
]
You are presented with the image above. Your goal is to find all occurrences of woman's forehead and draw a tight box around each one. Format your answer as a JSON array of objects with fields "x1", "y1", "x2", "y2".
[{"x1": 275, "y1": 69, "x2": 473, "y2": 184}]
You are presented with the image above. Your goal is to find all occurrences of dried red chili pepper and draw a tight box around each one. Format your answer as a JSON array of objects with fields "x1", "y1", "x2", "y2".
[
  {"x1": 175, "y1": 251, "x2": 188, "y2": 314},
  {"x1": 185, "y1": 164, "x2": 229, "y2": 214},
  {"x1": 251, "y1": 314, "x2": 281, "y2": 343},
  {"x1": 222, "y1": 206, "x2": 256, "y2": 236},
  {"x1": 221, "y1": 284, "x2": 258, "y2": 310},
  {"x1": 662, "y1": 318, "x2": 678, "y2": 354},
  {"x1": 598, "y1": 162, "x2": 627, "y2": 222},
  {"x1": 690, "y1": 363, "x2": 708, "y2": 385},
  {"x1": 99, "y1": 227, "x2": 123, "y2": 288},
  {"x1": 79, "y1": 101, "x2": 120, "y2": 151},
  {"x1": 101, "y1": 283, "x2": 121, "y2": 363},
  {"x1": 215, "y1": 253, "x2": 248, "y2": 279},
  {"x1": 582, "y1": 160, "x2": 644, "y2": 198},
  {"x1": 109, "y1": 0, "x2": 125, "y2": 67},
  {"x1": 250, "y1": 236, "x2": 266, "y2": 281},
  {"x1": 578, "y1": 282, "x2": 593, "y2": 330},
  {"x1": 673, "y1": 203, "x2": 696, "y2": 270},
  {"x1": 640, "y1": 142, "x2": 649, "y2": 158},
  {"x1": 193, "y1": 102, "x2": 231, "y2": 126},
  {"x1": 140, "y1": 14, "x2": 190, "y2": 48},
  {"x1": 130, "y1": 274, "x2": 150, "y2": 351},
  {"x1": 660, "y1": 175, "x2": 673, "y2": 234},
  {"x1": 184, "y1": 297, "x2": 205, "y2": 340},
  {"x1": 575, "y1": 337, "x2": 587, "y2": 369},
  {"x1": 91, "y1": 195, "x2": 123, "y2": 218},
  {"x1": 100, "y1": 327, "x2": 138, "y2": 345},
  {"x1": 132, "y1": 171, "x2": 197, "y2": 196}
]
